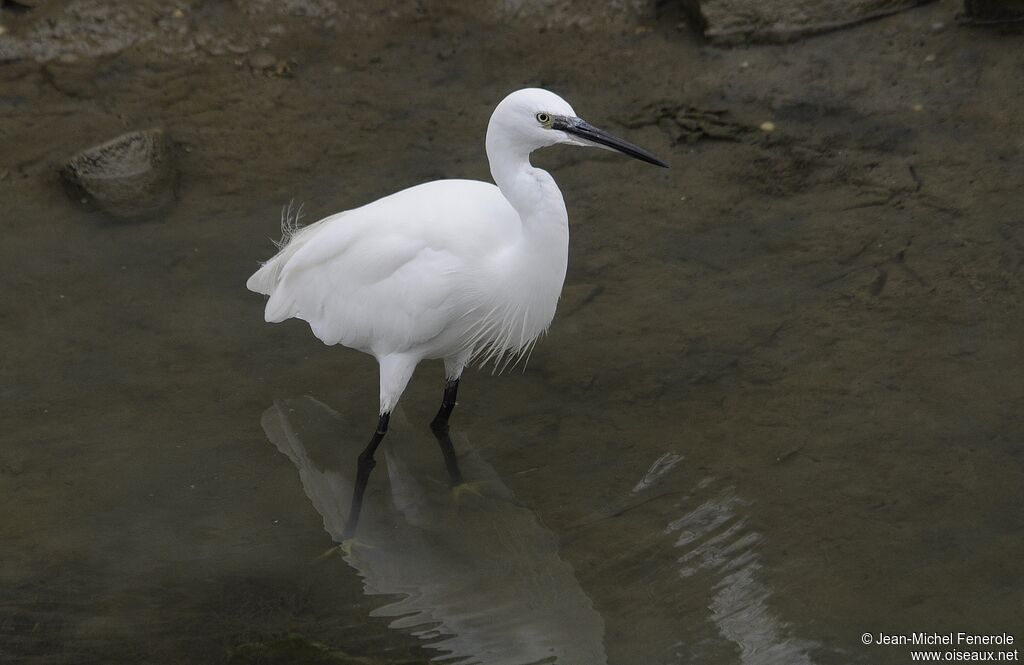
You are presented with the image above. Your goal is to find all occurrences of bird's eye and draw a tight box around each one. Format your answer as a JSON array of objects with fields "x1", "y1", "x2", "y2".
[{"x1": 536, "y1": 112, "x2": 551, "y2": 125}]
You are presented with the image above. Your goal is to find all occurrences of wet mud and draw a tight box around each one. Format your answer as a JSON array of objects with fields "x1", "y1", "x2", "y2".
[{"x1": 1, "y1": 0, "x2": 1022, "y2": 663}]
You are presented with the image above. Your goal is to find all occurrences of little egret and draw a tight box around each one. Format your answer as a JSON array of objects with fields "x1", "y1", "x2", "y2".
[{"x1": 247, "y1": 88, "x2": 666, "y2": 538}]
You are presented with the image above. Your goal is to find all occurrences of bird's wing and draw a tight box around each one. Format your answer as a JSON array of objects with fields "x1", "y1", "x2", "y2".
[
  {"x1": 264, "y1": 222, "x2": 460, "y2": 352},
  {"x1": 248, "y1": 180, "x2": 519, "y2": 355}
]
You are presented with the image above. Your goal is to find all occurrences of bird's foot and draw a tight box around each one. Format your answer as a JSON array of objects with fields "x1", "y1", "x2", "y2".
[
  {"x1": 451, "y1": 480, "x2": 489, "y2": 502},
  {"x1": 316, "y1": 538, "x2": 371, "y2": 560},
  {"x1": 314, "y1": 545, "x2": 344, "y2": 561}
]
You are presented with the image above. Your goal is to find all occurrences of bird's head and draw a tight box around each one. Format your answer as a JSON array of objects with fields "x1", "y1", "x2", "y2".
[{"x1": 488, "y1": 88, "x2": 668, "y2": 168}]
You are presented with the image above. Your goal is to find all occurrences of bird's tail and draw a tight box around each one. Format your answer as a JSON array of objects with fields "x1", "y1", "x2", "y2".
[
  {"x1": 246, "y1": 201, "x2": 307, "y2": 297},
  {"x1": 245, "y1": 260, "x2": 279, "y2": 297}
]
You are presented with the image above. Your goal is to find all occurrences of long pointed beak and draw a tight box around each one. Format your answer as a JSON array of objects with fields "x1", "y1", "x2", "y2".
[{"x1": 554, "y1": 116, "x2": 668, "y2": 168}]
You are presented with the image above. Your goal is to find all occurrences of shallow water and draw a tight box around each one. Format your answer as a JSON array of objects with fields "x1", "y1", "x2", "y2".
[{"x1": 2, "y1": 1, "x2": 1023, "y2": 664}]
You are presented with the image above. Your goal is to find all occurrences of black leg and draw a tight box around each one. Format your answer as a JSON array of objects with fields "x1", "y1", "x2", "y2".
[
  {"x1": 342, "y1": 412, "x2": 390, "y2": 540},
  {"x1": 429, "y1": 378, "x2": 465, "y2": 486}
]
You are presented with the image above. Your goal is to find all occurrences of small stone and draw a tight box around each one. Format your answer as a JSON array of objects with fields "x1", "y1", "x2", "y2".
[
  {"x1": 248, "y1": 51, "x2": 277, "y2": 70},
  {"x1": 272, "y1": 60, "x2": 292, "y2": 77},
  {"x1": 924, "y1": 53, "x2": 936, "y2": 62},
  {"x1": 0, "y1": 25, "x2": 7, "y2": 37},
  {"x1": 759, "y1": 121, "x2": 776, "y2": 132},
  {"x1": 739, "y1": 60, "x2": 750, "y2": 68},
  {"x1": 962, "y1": 1, "x2": 1024, "y2": 23},
  {"x1": 912, "y1": 103, "x2": 924, "y2": 112},
  {"x1": 683, "y1": 0, "x2": 934, "y2": 43},
  {"x1": 172, "y1": 8, "x2": 185, "y2": 18},
  {"x1": 62, "y1": 128, "x2": 177, "y2": 221},
  {"x1": 931, "y1": 20, "x2": 945, "y2": 31}
]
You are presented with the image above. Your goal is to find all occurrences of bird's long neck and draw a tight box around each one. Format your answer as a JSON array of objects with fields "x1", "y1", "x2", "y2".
[
  {"x1": 485, "y1": 130, "x2": 569, "y2": 242},
  {"x1": 486, "y1": 130, "x2": 568, "y2": 280},
  {"x1": 483, "y1": 128, "x2": 570, "y2": 342}
]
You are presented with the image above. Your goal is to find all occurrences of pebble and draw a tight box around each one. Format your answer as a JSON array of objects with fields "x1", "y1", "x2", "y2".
[
  {"x1": 0, "y1": 25, "x2": 7, "y2": 37},
  {"x1": 249, "y1": 51, "x2": 277, "y2": 70},
  {"x1": 912, "y1": 104, "x2": 924, "y2": 112},
  {"x1": 61, "y1": 128, "x2": 177, "y2": 221},
  {"x1": 924, "y1": 53, "x2": 936, "y2": 62},
  {"x1": 759, "y1": 121, "x2": 776, "y2": 132}
]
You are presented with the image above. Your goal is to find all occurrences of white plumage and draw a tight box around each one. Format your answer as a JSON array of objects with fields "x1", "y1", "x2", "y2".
[
  {"x1": 247, "y1": 87, "x2": 665, "y2": 537},
  {"x1": 249, "y1": 174, "x2": 568, "y2": 402},
  {"x1": 248, "y1": 89, "x2": 580, "y2": 411}
]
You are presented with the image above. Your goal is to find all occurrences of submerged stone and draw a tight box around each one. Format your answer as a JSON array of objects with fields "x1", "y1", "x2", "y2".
[
  {"x1": 962, "y1": 0, "x2": 1024, "y2": 23},
  {"x1": 681, "y1": 0, "x2": 935, "y2": 43},
  {"x1": 61, "y1": 128, "x2": 177, "y2": 221}
]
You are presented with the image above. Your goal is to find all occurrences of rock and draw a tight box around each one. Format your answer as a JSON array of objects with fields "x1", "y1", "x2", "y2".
[
  {"x1": 961, "y1": 0, "x2": 1024, "y2": 23},
  {"x1": 617, "y1": 102, "x2": 753, "y2": 144},
  {"x1": 3, "y1": 0, "x2": 43, "y2": 8},
  {"x1": 61, "y1": 128, "x2": 177, "y2": 221},
  {"x1": 681, "y1": 0, "x2": 935, "y2": 44},
  {"x1": 248, "y1": 50, "x2": 277, "y2": 70}
]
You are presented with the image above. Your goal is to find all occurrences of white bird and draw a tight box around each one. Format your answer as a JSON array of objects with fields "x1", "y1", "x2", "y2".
[{"x1": 247, "y1": 88, "x2": 666, "y2": 538}]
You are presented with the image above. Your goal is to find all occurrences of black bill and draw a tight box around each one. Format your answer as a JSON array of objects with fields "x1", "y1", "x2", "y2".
[{"x1": 553, "y1": 116, "x2": 668, "y2": 168}]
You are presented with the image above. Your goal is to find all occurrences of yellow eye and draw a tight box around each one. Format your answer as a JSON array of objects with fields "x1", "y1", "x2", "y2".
[{"x1": 536, "y1": 112, "x2": 551, "y2": 125}]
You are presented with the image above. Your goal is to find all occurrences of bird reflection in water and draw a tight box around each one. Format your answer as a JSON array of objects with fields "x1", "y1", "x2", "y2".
[{"x1": 261, "y1": 396, "x2": 608, "y2": 665}]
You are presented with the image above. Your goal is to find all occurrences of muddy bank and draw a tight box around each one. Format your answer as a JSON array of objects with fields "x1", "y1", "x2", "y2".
[{"x1": 1, "y1": 0, "x2": 1022, "y2": 663}]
